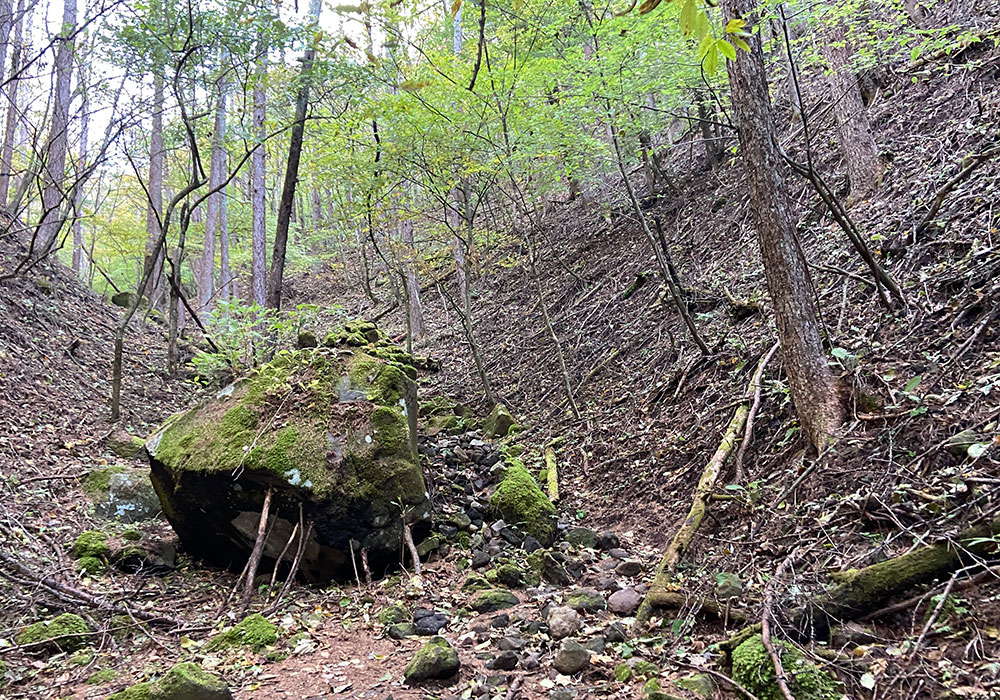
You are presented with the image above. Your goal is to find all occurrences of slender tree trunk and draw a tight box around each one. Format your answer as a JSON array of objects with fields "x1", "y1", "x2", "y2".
[
  {"x1": 0, "y1": 0, "x2": 24, "y2": 208},
  {"x1": 251, "y1": 47, "x2": 267, "y2": 309},
  {"x1": 266, "y1": 0, "x2": 321, "y2": 311},
  {"x1": 0, "y1": 0, "x2": 14, "y2": 110},
  {"x1": 401, "y1": 215, "x2": 425, "y2": 340},
  {"x1": 35, "y1": 0, "x2": 76, "y2": 256},
  {"x1": 72, "y1": 62, "x2": 89, "y2": 275},
  {"x1": 201, "y1": 65, "x2": 228, "y2": 314},
  {"x1": 722, "y1": 0, "x2": 842, "y2": 449},
  {"x1": 822, "y1": 23, "x2": 881, "y2": 197},
  {"x1": 142, "y1": 70, "x2": 165, "y2": 305}
]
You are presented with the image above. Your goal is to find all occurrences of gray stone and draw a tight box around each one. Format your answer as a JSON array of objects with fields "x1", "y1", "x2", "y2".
[
  {"x1": 566, "y1": 588, "x2": 606, "y2": 612},
  {"x1": 487, "y1": 650, "x2": 518, "y2": 671},
  {"x1": 388, "y1": 623, "x2": 418, "y2": 639},
  {"x1": 615, "y1": 560, "x2": 642, "y2": 577},
  {"x1": 596, "y1": 532, "x2": 620, "y2": 550},
  {"x1": 564, "y1": 527, "x2": 597, "y2": 549},
  {"x1": 86, "y1": 467, "x2": 162, "y2": 523},
  {"x1": 498, "y1": 636, "x2": 526, "y2": 651},
  {"x1": 608, "y1": 589, "x2": 641, "y2": 616},
  {"x1": 470, "y1": 589, "x2": 519, "y2": 613},
  {"x1": 604, "y1": 621, "x2": 627, "y2": 643},
  {"x1": 414, "y1": 613, "x2": 449, "y2": 636},
  {"x1": 547, "y1": 606, "x2": 582, "y2": 639},
  {"x1": 552, "y1": 639, "x2": 590, "y2": 675}
]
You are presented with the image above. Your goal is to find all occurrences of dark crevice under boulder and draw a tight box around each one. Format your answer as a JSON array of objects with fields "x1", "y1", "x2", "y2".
[{"x1": 145, "y1": 344, "x2": 431, "y2": 583}]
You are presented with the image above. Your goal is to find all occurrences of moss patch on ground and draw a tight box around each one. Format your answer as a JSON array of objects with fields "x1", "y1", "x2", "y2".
[
  {"x1": 71, "y1": 530, "x2": 111, "y2": 558},
  {"x1": 207, "y1": 613, "x2": 278, "y2": 651}
]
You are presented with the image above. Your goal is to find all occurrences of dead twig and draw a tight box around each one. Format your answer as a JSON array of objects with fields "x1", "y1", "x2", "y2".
[
  {"x1": 762, "y1": 548, "x2": 803, "y2": 700},
  {"x1": 734, "y1": 341, "x2": 779, "y2": 482}
]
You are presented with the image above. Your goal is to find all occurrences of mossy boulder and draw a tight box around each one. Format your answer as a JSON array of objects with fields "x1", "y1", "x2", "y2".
[
  {"x1": 483, "y1": 403, "x2": 519, "y2": 438},
  {"x1": 490, "y1": 461, "x2": 556, "y2": 545},
  {"x1": 145, "y1": 345, "x2": 430, "y2": 582},
  {"x1": 110, "y1": 291, "x2": 147, "y2": 309},
  {"x1": 108, "y1": 662, "x2": 232, "y2": 700},
  {"x1": 207, "y1": 613, "x2": 277, "y2": 651},
  {"x1": 16, "y1": 613, "x2": 91, "y2": 653},
  {"x1": 107, "y1": 429, "x2": 148, "y2": 460},
  {"x1": 404, "y1": 636, "x2": 460, "y2": 683},
  {"x1": 84, "y1": 466, "x2": 162, "y2": 523},
  {"x1": 470, "y1": 588, "x2": 520, "y2": 613},
  {"x1": 732, "y1": 634, "x2": 840, "y2": 700}
]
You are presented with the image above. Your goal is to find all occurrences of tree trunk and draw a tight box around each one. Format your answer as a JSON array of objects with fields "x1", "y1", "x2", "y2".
[
  {"x1": 0, "y1": 0, "x2": 14, "y2": 111},
  {"x1": 822, "y1": 23, "x2": 881, "y2": 197},
  {"x1": 721, "y1": 0, "x2": 843, "y2": 449},
  {"x1": 266, "y1": 0, "x2": 321, "y2": 311},
  {"x1": 201, "y1": 66, "x2": 228, "y2": 315},
  {"x1": 71, "y1": 56, "x2": 89, "y2": 275},
  {"x1": 143, "y1": 70, "x2": 165, "y2": 304},
  {"x1": 35, "y1": 0, "x2": 76, "y2": 257},
  {"x1": 401, "y1": 216, "x2": 425, "y2": 341},
  {"x1": 251, "y1": 47, "x2": 267, "y2": 309},
  {"x1": 0, "y1": 0, "x2": 24, "y2": 208}
]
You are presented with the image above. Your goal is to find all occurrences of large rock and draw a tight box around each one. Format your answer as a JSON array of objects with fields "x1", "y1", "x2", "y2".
[
  {"x1": 404, "y1": 636, "x2": 460, "y2": 683},
  {"x1": 490, "y1": 461, "x2": 556, "y2": 545},
  {"x1": 83, "y1": 466, "x2": 162, "y2": 523},
  {"x1": 108, "y1": 662, "x2": 232, "y2": 700},
  {"x1": 145, "y1": 343, "x2": 430, "y2": 583}
]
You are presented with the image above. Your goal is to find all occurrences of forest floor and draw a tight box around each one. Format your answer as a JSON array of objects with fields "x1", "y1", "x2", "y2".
[{"x1": 3, "y1": 14, "x2": 1000, "y2": 700}]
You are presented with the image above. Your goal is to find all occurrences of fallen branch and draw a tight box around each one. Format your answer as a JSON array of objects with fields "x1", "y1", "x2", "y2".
[
  {"x1": 0, "y1": 548, "x2": 185, "y2": 628},
  {"x1": 762, "y1": 549, "x2": 803, "y2": 700},
  {"x1": 636, "y1": 355, "x2": 768, "y2": 625},
  {"x1": 734, "y1": 342, "x2": 779, "y2": 482},
  {"x1": 915, "y1": 146, "x2": 1000, "y2": 237},
  {"x1": 402, "y1": 522, "x2": 422, "y2": 576},
  {"x1": 544, "y1": 446, "x2": 559, "y2": 502},
  {"x1": 240, "y1": 487, "x2": 273, "y2": 613}
]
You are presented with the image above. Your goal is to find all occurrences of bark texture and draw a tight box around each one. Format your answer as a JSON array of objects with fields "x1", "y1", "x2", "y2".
[
  {"x1": 0, "y1": 0, "x2": 24, "y2": 208},
  {"x1": 721, "y1": 0, "x2": 843, "y2": 449},
  {"x1": 822, "y1": 24, "x2": 881, "y2": 197},
  {"x1": 35, "y1": 0, "x2": 76, "y2": 256},
  {"x1": 251, "y1": 49, "x2": 267, "y2": 308}
]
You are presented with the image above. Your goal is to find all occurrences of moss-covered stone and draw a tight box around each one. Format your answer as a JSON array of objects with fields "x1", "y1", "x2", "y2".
[
  {"x1": 207, "y1": 613, "x2": 277, "y2": 651},
  {"x1": 0, "y1": 659, "x2": 6, "y2": 687},
  {"x1": 379, "y1": 602, "x2": 410, "y2": 626},
  {"x1": 674, "y1": 674, "x2": 716, "y2": 699},
  {"x1": 404, "y1": 636, "x2": 460, "y2": 683},
  {"x1": 490, "y1": 462, "x2": 556, "y2": 545},
  {"x1": 494, "y1": 562, "x2": 525, "y2": 588},
  {"x1": 87, "y1": 668, "x2": 119, "y2": 685},
  {"x1": 483, "y1": 404, "x2": 519, "y2": 438},
  {"x1": 108, "y1": 430, "x2": 147, "y2": 459},
  {"x1": 470, "y1": 589, "x2": 520, "y2": 613},
  {"x1": 614, "y1": 663, "x2": 632, "y2": 682},
  {"x1": 76, "y1": 555, "x2": 106, "y2": 575},
  {"x1": 84, "y1": 466, "x2": 161, "y2": 523},
  {"x1": 731, "y1": 635, "x2": 840, "y2": 700},
  {"x1": 72, "y1": 530, "x2": 111, "y2": 559},
  {"x1": 108, "y1": 682, "x2": 156, "y2": 700},
  {"x1": 16, "y1": 613, "x2": 91, "y2": 653},
  {"x1": 145, "y1": 345, "x2": 429, "y2": 582},
  {"x1": 156, "y1": 662, "x2": 232, "y2": 699},
  {"x1": 462, "y1": 573, "x2": 493, "y2": 592}
]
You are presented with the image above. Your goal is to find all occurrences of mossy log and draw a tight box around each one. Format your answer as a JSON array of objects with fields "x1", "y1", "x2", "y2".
[
  {"x1": 636, "y1": 400, "x2": 751, "y2": 626},
  {"x1": 794, "y1": 517, "x2": 1000, "y2": 638},
  {"x1": 544, "y1": 446, "x2": 559, "y2": 502}
]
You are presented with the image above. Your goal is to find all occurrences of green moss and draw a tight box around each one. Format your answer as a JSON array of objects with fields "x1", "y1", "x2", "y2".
[
  {"x1": 157, "y1": 662, "x2": 230, "y2": 696},
  {"x1": 632, "y1": 660, "x2": 660, "y2": 679},
  {"x1": 615, "y1": 663, "x2": 632, "y2": 682},
  {"x1": 16, "y1": 613, "x2": 91, "y2": 652},
  {"x1": 347, "y1": 354, "x2": 410, "y2": 405},
  {"x1": 71, "y1": 530, "x2": 111, "y2": 559},
  {"x1": 731, "y1": 635, "x2": 840, "y2": 700},
  {"x1": 379, "y1": 603, "x2": 410, "y2": 626},
  {"x1": 122, "y1": 529, "x2": 142, "y2": 541},
  {"x1": 87, "y1": 669, "x2": 119, "y2": 684},
  {"x1": 0, "y1": 659, "x2": 6, "y2": 687},
  {"x1": 489, "y1": 461, "x2": 557, "y2": 545},
  {"x1": 70, "y1": 649, "x2": 94, "y2": 665},
  {"x1": 76, "y1": 555, "x2": 106, "y2": 575},
  {"x1": 470, "y1": 589, "x2": 520, "y2": 613},
  {"x1": 83, "y1": 466, "x2": 129, "y2": 497},
  {"x1": 483, "y1": 404, "x2": 518, "y2": 437},
  {"x1": 207, "y1": 613, "x2": 278, "y2": 651},
  {"x1": 107, "y1": 682, "x2": 155, "y2": 700},
  {"x1": 372, "y1": 406, "x2": 408, "y2": 456}
]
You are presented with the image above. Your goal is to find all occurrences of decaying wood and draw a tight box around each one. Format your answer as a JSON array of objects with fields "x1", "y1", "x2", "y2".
[
  {"x1": 636, "y1": 354, "x2": 768, "y2": 625},
  {"x1": 402, "y1": 522, "x2": 422, "y2": 576},
  {"x1": 240, "y1": 487, "x2": 273, "y2": 612},
  {"x1": 544, "y1": 446, "x2": 559, "y2": 502}
]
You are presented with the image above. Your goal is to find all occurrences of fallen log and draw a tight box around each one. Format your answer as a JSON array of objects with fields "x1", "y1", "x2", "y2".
[
  {"x1": 793, "y1": 517, "x2": 1000, "y2": 638},
  {"x1": 635, "y1": 353, "x2": 770, "y2": 626}
]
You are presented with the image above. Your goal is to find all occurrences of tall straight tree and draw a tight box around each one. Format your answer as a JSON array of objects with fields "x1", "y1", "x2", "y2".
[
  {"x1": 35, "y1": 0, "x2": 77, "y2": 256},
  {"x1": 250, "y1": 41, "x2": 267, "y2": 308},
  {"x1": 822, "y1": 21, "x2": 881, "y2": 196},
  {"x1": 266, "y1": 0, "x2": 321, "y2": 311},
  {"x1": 0, "y1": 0, "x2": 25, "y2": 207},
  {"x1": 71, "y1": 32, "x2": 89, "y2": 275},
  {"x1": 721, "y1": 0, "x2": 842, "y2": 449},
  {"x1": 200, "y1": 56, "x2": 229, "y2": 315},
  {"x1": 143, "y1": 69, "x2": 166, "y2": 303}
]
